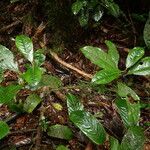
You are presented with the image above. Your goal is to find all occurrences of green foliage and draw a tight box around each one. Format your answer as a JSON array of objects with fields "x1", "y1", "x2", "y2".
[
  {"x1": 47, "y1": 124, "x2": 73, "y2": 140},
  {"x1": 0, "y1": 121, "x2": 9, "y2": 139},
  {"x1": 56, "y1": 145, "x2": 69, "y2": 150},
  {"x1": 67, "y1": 94, "x2": 106, "y2": 144},
  {"x1": 72, "y1": 0, "x2": 120, "y2": 26},
  {"x1": 0, "y1": 45, "x2": 18, "y2": 72},
  {"x1": 23, "y1": 94, "x2": 42, "y2": 113}
]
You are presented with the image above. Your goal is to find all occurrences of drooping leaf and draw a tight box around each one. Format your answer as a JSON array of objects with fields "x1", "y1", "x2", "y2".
[
  {"x1": 117, "y1": 82, "x2": 140, "y2": 101},
  {"x1": 143, "y1": 13, "x2": 150, "y2": 49},
  {"x1": 120, "y1": 126, "x2": 145, "y2": 150},
  {"x1": 110, "y1": 136, "x2": 119, "y2": 150},
  {"x1": 0, "y1": 45, "x2": 18, "y2": 72},
  {"x1": 66, "y1": 93, "x2": 84, "y2": 115},
  {"x1": 0, "y1": 85, "x2": 22, "y2": 104},
  {"x1": 47, "y1": 124, "x2": 73, "y2": 140},
  {"x1": 15, "y1": 35, "x2": 33, "y2": 63},
  {"x1": 56, "y1": 145, "x2": 69, "y2": 150},
  {"x1": 81, "y1": 46, "x2": 117, "y2": 70},
  {"x1": 0, "y1": 121, "x2": 9, "y2": 139},
  {"x1": 92, "y1": 69, "x2": 121, "y2": 84},
  {"x1": 105, "y1": 40, "x2": 119, "y2": 67},
  {"x1": 126, "y1": 47, "x2": 145, "y2": 68},
  {"x1": 128, "y1": 57, "x2": 150, "y2": 75},
  {"x1": 21, "y1": 65, "x2": 43, "y2": 87},
  {"x1": 72, "y1": 0, "x2": 85, "y2": 15},
  {"x1": 39, "y1": 75, "x2": 62, "y2": 89},
  {"x1": 70, "y1": 110, "x2": 106, "y2": 144},
  {"x1": 34, "y1": 49, "x2": 45, "y2": 66},
  {"x1": 23, "y1": 94, "x2": 42, "y2": 113}
]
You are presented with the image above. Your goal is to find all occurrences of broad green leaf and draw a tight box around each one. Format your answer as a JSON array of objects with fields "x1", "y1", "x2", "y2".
[
  {"x1": 0, "y1": 85, "x2": 22, "y2": 104},
  {"x1": 0, "y1": 121, "x2": 9, "y2": 139},
  {"x1": 21, "y1": 65, "x2": 43, "y2": 87},
  {"x1": 120, "y1": 127, "x2": 145, "y2": 150},
  {"x1": 0, "y1": 45, "x2": 18, "y2": 72},
  {"x1": 56, "y1": 145, "x2": 69, "y2": 150},
  {"x1": 126, "y1": 47, "x2": 145, "y2": 68},
  {"x1": 117, "y1": 82, "x2": 140, "y2": 101},
  {"x1": 110, "y1": 136, "x2": 119, "y2": 150},
  {"x1": 72, "y1": 1, "x2": 85, "y2": 15},
  {"x1": 47, "y1": 124, "x2": 73, "y2": 140},
  {"x1": 39, "y1": 75, "x2": 62, "y2": 89},
  {"x1": 116, "y1": 98, "x2": 129, "y2": 127},
  {"x1": 143, "y1": 13, "x2": 150, "y2": 49},
  {"x1": 103, "y1": 0, "x2": 120, "y2": 17},
  {"x1": 105, "y1": 40, "x2": 119, "y2": 67},
  {"x1": 23, "y1": 94, "x2": 42, "y2": 113},
  {"x1": 34, "y1": 49, "x2": 45, "y2": 66},
  {"x1": 70, "y1": 110, "x2": 106, "y2": 144},
  {"x1": 128, "y1": 57, "x2": 150, "y2": 75},
  {"x1": 16, "y1": 35, "x2": 33, "y2": 63},
  {"x1": 92, "y1": 69, "x2": 121, "y2": 84},
  {"x1": 81, "y1": 46, "x2": 117, "y2": 70},
  {"x1": 66, "y1": 93, "x2": 84, "y2": 115}
]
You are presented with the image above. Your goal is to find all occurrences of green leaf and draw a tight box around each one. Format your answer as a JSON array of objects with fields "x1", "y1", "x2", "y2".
[
  {"x1": 39, "y1": 75, "x2": 62, "y2": 89},
  {"x1": 120, "y1": 127, "x2": 145, "y2": 150},
  {"x1": 105, "y1": 40, "x2": 119, "y2": 67},
  {"x1": 79, "y1": 10, "x2": 89, "y2": 26},
  {"x1": 92, "y1": 69, "x2": 121, "y2": 84},
  {"x1": 47, "y1": 124, "x2": 73, "y2": 140},
  {"x1": 66, "y1": 93, "x2": 84, "y2": 115},
  {"x1": 143, "y1": 13, "x2": 150, "y2": 49},
  {"x1": 70, "y1": 110, "x2": 106, "y2": 144},
  {"x1": 0, "y1": 45, "x2": 18, "y2": 72},
  {"x1": 0, "y1": 85, "x2": 22, "y2": 104},
  {"x1": 23, "y1": 94, "x2": 42, "y2": 113},
  {"x1": 126, "y1": 47, "x2": 145, "y2": 68},
  {"x1": 0, "y1": 121, "x2": 9, "y2": 139},
  {"x1": 93, "y1": 6, "x2": 103, "y2": 22},
  {"x1": 110, "y1": 136, "x2": 119, "y2": 150},
  {"x1": 15, "y1": 35, "x2": 33, "y2": 63},
  {"x1": 81, "y1": 46, "x2": 117, "y2": 70},
  {"x1": 56, "y1": 145, "x2": 69, "y2": 150},
  {"x1": 117, "y1": 82, "x2": 140, "y2": 101},
  {"x1": 21, "y1": 65, "x2": 43, "y2": 87},
  {"x1": 34, "y1": 49, "x2": 45, "y2": 66},
  {"x1": 128, "y1": 57, "x2": 150, "y2": 75},
  {"x1": 72, "y1": 1, "x2": 85, "y2": 15}
]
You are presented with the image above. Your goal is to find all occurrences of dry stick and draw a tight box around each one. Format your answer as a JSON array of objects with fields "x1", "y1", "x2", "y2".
[{"x1": 49, "y1": 50, "x2": 93, "y2": 79}]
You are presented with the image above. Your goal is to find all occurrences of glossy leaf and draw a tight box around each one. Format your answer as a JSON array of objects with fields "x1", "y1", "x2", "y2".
[
  {"x1": 66, "y1": 93, "x2": 84, "y2": 115},
  {"x1": 117, "y1": 82, "x2": 140, "y2": 101},
  {"x1": 23, "y1": 94, "x2": 42, "y2": 113},
  {"x1": 39, "y1": 75, "x2": 62, "y2": 89},
  {"x1": 92, "y1": 69, "x2": 121, "y2": 84},
  {"x1": 34, "y1": 49, "x2": 45, "y2": 66},
  {"x1": 0, "y1": 85, "x2": 22, "y2": 104},
  {"x1": 81, "y1": 46, "x2": 117, "y2": 70},
  {"x1": 56, "y1": 145, "x2": 69, "y2": 150},
  {"x1": 105, "y1": 40, "x2": 119, "y2": 67},
  {"x1": 47, "y1": 124, "x2": 73, "y2": 140},
  {"x1": 110, "y1": 136, "x2": 119, "y2": 150},
  {"x1": 21, "y1": 65, "x2": 43, "y2": 87},
  {"x1": 70, "y1": 110, "x2": 106, "y2": 144},
  {"x1": 128, "y1": 57, "x2": 150, "y2": 75},
  {"x1": 16, "y1": 35, "x2": 33, "y2": 63},
  {"x1": 143, "y1": 13, "x2": 150, "y2": 49},
  {"x1": 72, "y1": 1, "x2": 85, "y2": 15},
  {"x1": 120, "y1": 126, "x2": 145, "y2": 150},
  {"x1": 0, "y1": 45, "x2": 18, "y2": 72},
  {"x1": 0, "y1": 121, "x2": 9, "y2": 139},
  {"x1": 126, "y1": 47, "x2": 144, "y2": 68}
]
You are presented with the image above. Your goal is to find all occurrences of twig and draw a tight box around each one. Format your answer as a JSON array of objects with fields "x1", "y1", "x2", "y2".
[{"x1": 49, "y1": 50, "x2": 93, "y2": 79}]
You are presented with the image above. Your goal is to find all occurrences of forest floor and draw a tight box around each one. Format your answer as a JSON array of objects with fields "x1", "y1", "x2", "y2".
[{"x1": 0, "y1": 1, "x2": 150, "y2": 150}]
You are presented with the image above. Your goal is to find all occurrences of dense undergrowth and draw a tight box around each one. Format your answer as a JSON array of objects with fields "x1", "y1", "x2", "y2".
[{"x1": 0, "y1": 0, "x2": 150, "y2": 150}]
